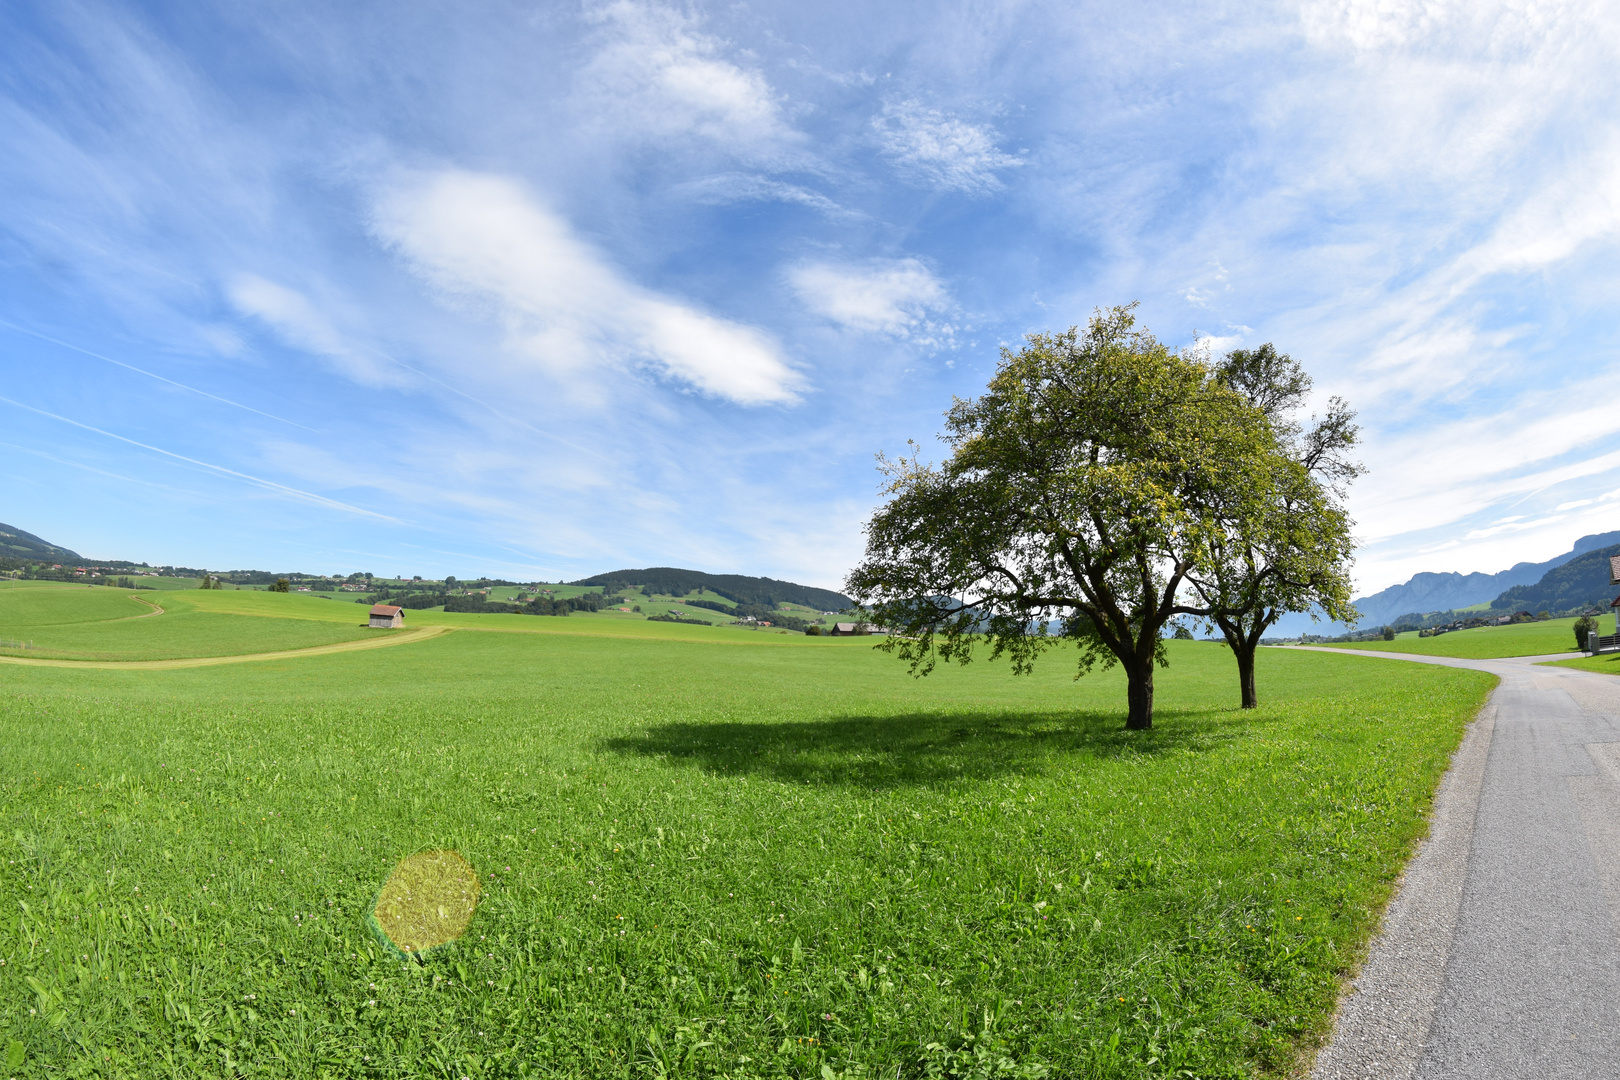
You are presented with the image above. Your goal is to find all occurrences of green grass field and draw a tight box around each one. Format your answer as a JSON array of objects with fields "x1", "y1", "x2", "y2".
[
  {"x1": 0, "y1": 595, "x2": 1495, "y2": 1078},
  {"x1": 1306, "y1": 616, "x2": 1586, "y2": 659},
  {"x1": 0, "y1": 587, "x2": 377, "y2": 661}
]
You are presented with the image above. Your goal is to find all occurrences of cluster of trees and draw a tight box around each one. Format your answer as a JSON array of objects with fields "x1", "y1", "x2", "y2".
[
  {"x1": 393, "y1": 593, "x2": 450, "y2": 609},
  {"x1": 524, "y1": 592, "x2": 626, "y2": 616},
  {"x1": 675, "y1": 596, "x2": 814, "y2": 631},
  {"x1": 445, "y1": 596, "x2": 518, "y2": 614},
  {"x1": 847, "y1": 305, "x2": 1360, "y2": 730},
  {"x1": 356, "y1": 589, "x2": 628, "y2": 616},
  {"x1": 731, "y1": 604, "x2": 812, "y2": 631}
]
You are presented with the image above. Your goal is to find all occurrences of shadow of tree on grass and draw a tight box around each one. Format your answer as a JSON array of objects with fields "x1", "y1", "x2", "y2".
[{"x1": 605, "y1": 708, "x2": 1239, "y2": 790}]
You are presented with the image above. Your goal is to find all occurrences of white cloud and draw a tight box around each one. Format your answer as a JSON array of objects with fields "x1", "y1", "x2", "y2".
[
  {"x1": 577, "y1": 1, "x2": 802, "y2": 162},
  {"x1": 228, "y1": 275, "x2": 405, "y2": 386},
  {"x1": 1193, "y1": 330, "x2": 1246, "y2": 355},
  {"x1": 873, "y1": 100, "x2": 1021, "y2": 194},
  {"x1": 371, "y1": 169, "x2": 803, "y2": 406},
  {"x1": 675, "y1": 173, "x2": 860, "y2": 220},
  {"x1": 788, "y1": 258, "x2": 950, "y2": 337}
]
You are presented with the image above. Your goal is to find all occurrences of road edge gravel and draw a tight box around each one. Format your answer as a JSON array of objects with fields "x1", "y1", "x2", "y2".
[{"x1": 1306, "y1": 694, "x2": 1498, "y2": 1079}]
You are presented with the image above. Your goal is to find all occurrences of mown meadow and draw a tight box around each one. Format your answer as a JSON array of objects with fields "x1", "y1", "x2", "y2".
[
  {"x1": 0, "y1": 585, "x2": 375, "y2": 661},
  {"x1": 1312, "y1": 616, "x2": 1586, "y2": 659},
  {"x1": 0, "y1": 592, "x2": 1495, "y2": 1078}
]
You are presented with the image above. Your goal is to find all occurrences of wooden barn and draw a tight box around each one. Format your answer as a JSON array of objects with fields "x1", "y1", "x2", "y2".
[{"x1": 369, "y1": 603, "x2": 405, "y2": 629}]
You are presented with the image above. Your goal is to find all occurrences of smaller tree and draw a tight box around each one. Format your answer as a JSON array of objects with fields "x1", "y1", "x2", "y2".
[
  {"x1": 270, "y1": 578, "x2": 291, "y2": 593},
  {"x1": 1382, "y1": 626, "x2": 1396, "y2": 641},
  {"x1": 1575, "y1": 615, "x2": 1596, "y2": 650},
  {"x1": 1178, "y1": 344, "x2": 1361, "y2": 708}
]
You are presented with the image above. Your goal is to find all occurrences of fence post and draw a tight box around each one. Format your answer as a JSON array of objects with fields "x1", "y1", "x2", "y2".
[{"x1": 1591, "y1": 631, "x2": 1601, "y2": 654}]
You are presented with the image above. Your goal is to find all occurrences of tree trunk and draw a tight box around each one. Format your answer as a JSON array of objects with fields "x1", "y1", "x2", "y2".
[
  {"x1": 1235, "y1": 644, "x2": 1258, "y2": 709},
  {"x1": 1125, "y1": 663, "x2": 1154, "y2": 730}
]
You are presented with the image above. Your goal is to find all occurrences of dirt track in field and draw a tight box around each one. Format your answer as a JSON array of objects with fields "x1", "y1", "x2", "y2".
[{"x1": 0, "y1": 624, "x2": 450, "y2": 669}]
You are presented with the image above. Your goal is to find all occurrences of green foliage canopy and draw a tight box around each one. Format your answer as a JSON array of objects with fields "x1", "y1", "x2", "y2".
[
  {"x1": 846, "y1": 305, "x2": 1278, "y2": 730},
  {"x1": 1180, "y1": 343, "x2": 1361, "y2": 707}
]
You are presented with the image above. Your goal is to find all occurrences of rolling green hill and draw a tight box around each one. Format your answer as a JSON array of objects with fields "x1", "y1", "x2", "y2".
[
  {"x1": 574, "y1": 566, "x2": 852, "y2": 611},
  {"x1": 0, "y1": 521, "x2": 82, "y2": 562}
]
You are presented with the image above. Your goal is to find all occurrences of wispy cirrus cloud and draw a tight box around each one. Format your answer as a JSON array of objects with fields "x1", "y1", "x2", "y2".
[
  {"x1": 576, "y1": 1, "x2": 804, "y2": 164},
  {"x1": 873, "y1": 100, "x2": 1021, "y2": 194},
  {"x1": 228, "y1": 275, "x2": 409, "y2": 388},
  {"x1": 371, "y1": 169, "x2": 804, "y2": 406},
  {"x1": 789, "y1": 258, "x2": 951, "y2": 338},
  {"x1": 675, "y1": 173, "x2": 859, "y2": 221}
]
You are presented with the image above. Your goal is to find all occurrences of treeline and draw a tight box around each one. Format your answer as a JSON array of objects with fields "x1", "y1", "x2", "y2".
[
  {"x1": 675, "y1": 595, "x2": 813, "y2": 631},
  {"x1": 390, "y1": 591, "x2": 629, "y2": 617},
  {"x1": 2, "y1": 560, "x2": 157, "y2": 587},
  {"x1": 732, "y1": 603, "x2": 810, "y2": 631},
  {"x1": 574, "y1": 567, "x2": 850, "y2": 611}
]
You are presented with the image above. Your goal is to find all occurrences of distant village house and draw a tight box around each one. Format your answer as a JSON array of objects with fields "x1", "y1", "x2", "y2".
[{"x1": 369, "y1": 603, "x2": 405, "y2": 629}]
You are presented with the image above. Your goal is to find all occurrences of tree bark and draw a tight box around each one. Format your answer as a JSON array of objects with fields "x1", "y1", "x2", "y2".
[
  {"x1": 1125, "y1": 662, "x2": 1155, "y2": 730},
  {"x1": 1235, "y1": 645, "x2": 1258, "y2": 709}
]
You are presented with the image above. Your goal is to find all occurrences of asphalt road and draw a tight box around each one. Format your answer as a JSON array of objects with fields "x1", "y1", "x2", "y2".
[{"x1": 1304, "y1": 649, "x2": 1620, "y2": 1080}]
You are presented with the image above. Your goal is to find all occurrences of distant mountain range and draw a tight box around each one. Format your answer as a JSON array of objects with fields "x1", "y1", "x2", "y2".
[
  {"x1": 1351, "y1": 530, "x2": 1620, "y2": 625},
  {"x1": 1269, "y1": 530, "x2": 1620, "y2": 637},
  {"x1": 0, "y1": 521, "x2": 83, "y2": 563}
]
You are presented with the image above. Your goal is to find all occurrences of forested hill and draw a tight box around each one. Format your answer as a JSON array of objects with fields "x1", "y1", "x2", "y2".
[
  {"x1": 1490, "y1": 543, "x2": 1620, "y2": 614},
  {"x1": 0, "y1": 522, "x2": 82, "y2": 562},
  {"x1": 573, "y1": 567, "x2": 852, "y2": 611}
]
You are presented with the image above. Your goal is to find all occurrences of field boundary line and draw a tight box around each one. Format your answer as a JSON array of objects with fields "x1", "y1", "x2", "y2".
[{"x1": 0, "y1": 624, "x2": 450, "y2": 669}]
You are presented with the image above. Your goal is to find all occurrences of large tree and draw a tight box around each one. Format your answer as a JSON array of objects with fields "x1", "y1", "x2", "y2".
[
  {"x1": 1179, "y1": 345, "x2": 1361, "y2": 708},
  {"x1": 845, "y1": 305, "x2": 1276, "y2": 730}
]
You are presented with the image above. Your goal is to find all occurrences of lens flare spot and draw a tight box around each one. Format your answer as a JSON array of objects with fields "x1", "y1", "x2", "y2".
[{"x1": 371, "y1": 850, "x2": 480, "y2": 956}]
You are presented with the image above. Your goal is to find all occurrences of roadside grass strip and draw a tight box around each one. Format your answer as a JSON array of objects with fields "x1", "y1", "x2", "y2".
[
  {"x1": 1319, "y1": 617, "x2": 1586, "y2": 659},
  {"x1": 1548, "y1": 651, "x2": 1620, "y2": 676},
  {"x1": 0, "y1": 620, "x2": 1494, "y2": 1078}
]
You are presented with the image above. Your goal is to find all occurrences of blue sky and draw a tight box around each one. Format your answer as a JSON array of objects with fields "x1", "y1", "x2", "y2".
[{"x1": 3, "y1": 0, "x2": 1618, "y2": 595}]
